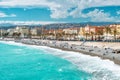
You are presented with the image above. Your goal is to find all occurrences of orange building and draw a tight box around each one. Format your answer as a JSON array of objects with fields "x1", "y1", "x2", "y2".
[
  {"x1": 90, "y1": 26, "x2": 104, "y2": 34},
  {"x1": 55, "y1": 29, "x2": 63, "y2": 34}
]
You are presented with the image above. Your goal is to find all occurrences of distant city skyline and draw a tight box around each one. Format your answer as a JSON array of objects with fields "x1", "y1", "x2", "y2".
[{"x1": 0, "y1": 0, "x2": 120, "y2": 25}]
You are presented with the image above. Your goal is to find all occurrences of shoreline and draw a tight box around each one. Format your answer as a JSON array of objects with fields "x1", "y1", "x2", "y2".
[
  {"x1": 1, "y1": 38, "x2": 120, "y2": 66},
  {"x1": 50, "y1": 45, "x2": 120, "y2": 65}
]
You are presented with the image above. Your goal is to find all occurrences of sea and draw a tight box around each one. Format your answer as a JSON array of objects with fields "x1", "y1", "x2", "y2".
[{"x1": 0, "y1": 41, "x2": 120, "y2": 80}]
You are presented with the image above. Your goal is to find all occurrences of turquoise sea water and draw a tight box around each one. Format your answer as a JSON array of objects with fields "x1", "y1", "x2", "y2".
[{"x1": 0, "y1": 42, "x2": 92, "y2": 80}]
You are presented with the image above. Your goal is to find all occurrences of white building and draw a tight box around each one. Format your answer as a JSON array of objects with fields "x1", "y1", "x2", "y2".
[
  {"x1": 30, "y1": 28, "x2": 42, "y2": 36},
  {"x1": 14, "y1": 26, "x2": 30, "y2": 38},
  {"x1": 0, "y1": 29, "x2": 7, "y2": 34},
  {"x1": 7, "y1": 29, "x2": 15, "y2": 36},
  {"x1": 63, "y1": 28, "x2": 79, "y2": 35}
]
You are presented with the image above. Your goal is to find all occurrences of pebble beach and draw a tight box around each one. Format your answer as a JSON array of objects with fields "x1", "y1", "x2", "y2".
[{"x1": 2, "y1": 38, "x2": 120, "y2": 65}]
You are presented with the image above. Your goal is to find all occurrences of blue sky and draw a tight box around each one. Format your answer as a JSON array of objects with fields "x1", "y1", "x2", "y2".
[
  {"x1": 0, "y1": 0, "x2": 120, "y2": 24},
  {"x1": 0, "y1": 7, "x2": 87, "y2": 22}
]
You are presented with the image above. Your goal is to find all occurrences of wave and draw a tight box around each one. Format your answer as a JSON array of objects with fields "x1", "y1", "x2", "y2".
[
  {"x1": 1, "y1": 41, "x2": 120, "y2": 80},
  {"x1": 42, "y1": 47, "x2": 120, "y2": 80}
]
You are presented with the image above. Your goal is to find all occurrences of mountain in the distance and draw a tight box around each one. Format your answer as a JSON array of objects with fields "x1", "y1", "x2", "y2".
[
  {"x1": 0, "y1": 22, "x2": 120, "y2": 29},
  {"x1": 82, "y1": 22, "x2": 120, "y2": 26}
]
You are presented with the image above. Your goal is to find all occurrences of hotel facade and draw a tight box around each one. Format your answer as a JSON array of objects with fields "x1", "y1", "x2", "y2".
[{"x1": 1, "y1": 24, "x2": 120, "y2": 41}]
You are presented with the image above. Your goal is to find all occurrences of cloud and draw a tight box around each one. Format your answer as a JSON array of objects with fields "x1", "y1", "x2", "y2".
[
  {"x1": 0, "y1": 21, "x2": 65, "y2": 25},
  {"x1": 0, "y1": 0, "x2": 120, "y2": 21},
  {"x1": 0, "y1": 0, "x2": 60, "y2": 8},
  {"x1": 0, "y1": 11, "x2": 16, "y2": 17},
  {"x1": 69, "y1": 9, "x2": 116, "y2": 22},
  {"x1": 48, "y1": 0, "x2": 120, "y2": 20},
  {"x1": 85, "y1": 9, "x2": 114, "y2": 22}
]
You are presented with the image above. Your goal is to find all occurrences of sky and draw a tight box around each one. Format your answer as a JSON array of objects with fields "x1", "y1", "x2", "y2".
[{"x1": 0, "y1": 0, "x2": 120, "y2": 25}]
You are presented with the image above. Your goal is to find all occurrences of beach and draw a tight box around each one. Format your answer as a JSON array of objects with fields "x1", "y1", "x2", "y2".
[{"x1": 1, "y1": 38, "x2": 120, "y2": 65}]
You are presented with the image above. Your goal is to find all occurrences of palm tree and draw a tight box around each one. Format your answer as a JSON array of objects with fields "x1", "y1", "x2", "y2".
[
  {"x1": 90, "y1": 32, "x2": 94, "y2": 40},
  {"x1": 113, "y1": 28, "x2": 117, "y2": 40},
  {"x1": 97, "y1": 30, "x2": 103, "y2": 40},
  {"x1": 85, "y1": 33, "x2": 89, "y2": 40},
  {"x1": 61, "y1": 32, "x2": 65, "y2": 40},
  {"x1": 56, "y1": 33, "x2": 62, "y2": 40},
  {"x1": 104, "y1": 26, "x2": 111, "y2": 40}
]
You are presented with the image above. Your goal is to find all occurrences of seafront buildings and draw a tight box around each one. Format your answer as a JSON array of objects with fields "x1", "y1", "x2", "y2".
[
  {"x1": 30, "y1": 27, "x2": 42, "y2": 38},
  {"x1": 1, "y1": 24, "x2": 120, "y2": 41},
  {"x1": 15, "y1": 26, "x2": 30, "y2": 38}
]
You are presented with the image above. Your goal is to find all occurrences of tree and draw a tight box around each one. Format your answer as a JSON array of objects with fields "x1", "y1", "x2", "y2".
[
  {"x1": 113, "y1": 28, "x2": 117, "y2": 40},
  {"x1": 90, "y1": 32, "x2": 94, "y2": 40},
  {"x1": 3, "y1": 32, "x2": 9, "y2": 37},
  {"x1": 96, "y1": 30, "x2": 103, "y2": 40},
  {"x1": 62, "y1": 32, "x2": 68, "y2": 40},
  {"x1": 18, "y1": 33, "x2": 21, "y2": 37},
  {"x1": 56, "y1": 33, "x2": 62, "y2": 40},
  {"x1": 105, "y1": 26, "x2": 111, "y2": 40},
  {"x1": 85, "y1": 33, "x2": 89, "y2": 40},
  {"x1": 12, "y1": 32, "x2": 21, "y2": 38}
]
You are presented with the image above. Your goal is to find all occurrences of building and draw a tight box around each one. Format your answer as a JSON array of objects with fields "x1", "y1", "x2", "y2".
[
  {"x1": 84, "y1": 24, "x2": 90, "y2": 33},
  {"x1": 55, "y1": 29, "x2": 64, "y2": 40},
  {"x1": 116, "y1": 24, "x2": 120, "y2": 39},
  {"x1": 55, "y1": 29, "x2": 63, "y2": 34},
  {"x1": 0, "y1": 29, "x2": 7, "y2": 37},
  {"x1": 30, "y1": 27, "x2": 42, "y2": 36},
  {"x1": 7, "y1": 28, "x2": 15, "y2": 37},
  {"x1": 63, "y1": 27, "x2": 79, "y2": 35},
  {"x1": 14, "y1": 26, "x2": 30, "y2": 38},
  {"x1": 78, "y1": 27, "x2": 85, "y2": 40},
  {"x1": 90, "y1": 26, "x2": 104, "y2": 40},
  {"x1": 108, "y1": 24, "x2": 120, "y2": 39},
  {"x1": 84, "y1": 25, "x2": 91, "y2": 40},
  {"x1": 84, "y1": 24, "x2": 104, "y2": 40},
  {"x1": 63, "y1": 27, "x2": 79, "y2": 40},
  {"x1": 48, "y1": 29, "x2": 56, "y2": 35},
  {"x1": 116, "y1": 24, "x2": 120, "y2": 34}
]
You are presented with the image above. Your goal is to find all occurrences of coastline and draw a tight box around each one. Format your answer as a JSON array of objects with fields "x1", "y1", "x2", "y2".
[
  {"x1": 50, "y1": 45, "x2": 120, "y2": 65},
  {"x1": 1, "y1": 38, "x2": 120, "y2": 66}
]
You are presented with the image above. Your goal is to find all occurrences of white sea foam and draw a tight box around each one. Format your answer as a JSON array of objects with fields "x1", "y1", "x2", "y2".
[
  {"x1": 1, "y1": 41, "x2": 120, "y2": 80},
  {"x1": 0, "y1": 41, "x2": 26, "y2": 46},
  {"x1": 0, "y1": 41, "x2": 45, "y2": 49},
  {"x1": 40, "y1": 46, "x2": 120, "y2": 80}
]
